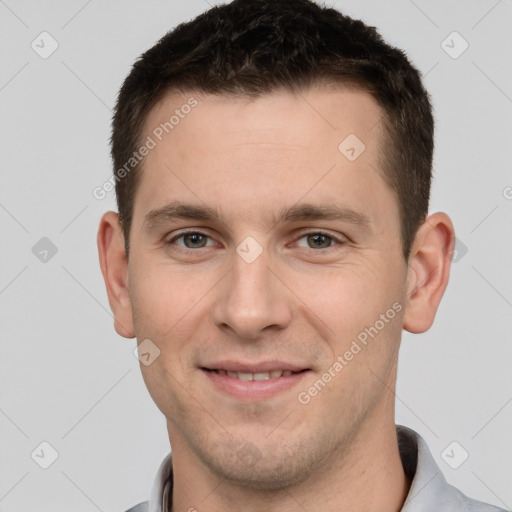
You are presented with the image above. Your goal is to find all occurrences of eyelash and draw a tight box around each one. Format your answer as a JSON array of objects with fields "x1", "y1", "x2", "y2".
[{"x1": 164, "y1": 229, "x2": 346, "y2": 255}]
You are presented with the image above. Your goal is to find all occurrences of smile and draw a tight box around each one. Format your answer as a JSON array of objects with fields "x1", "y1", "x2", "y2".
[
  {"x1": 205, "y1": 368, "x2": 305, "y2": 380},
  {"x1": 201, "y1": 366, "x2": 311, "y2": 400}
]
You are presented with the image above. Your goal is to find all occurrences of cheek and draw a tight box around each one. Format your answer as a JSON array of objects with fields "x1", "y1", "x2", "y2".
[
  {"x1": 299, "y1": 260, "x2": 401, "y2": 331},
  {"x1": 129, "y1": 260, "x2": 212, "y2": 378},
  {"x1": 131, "y1": 270, "x2": 201, "y2": 418},
  {"x1": 296, "y1": 259, "x2": 405, "y2": 391},
  {"x1": 129, "y1": 259, "x2": 202, "y2": 337}
]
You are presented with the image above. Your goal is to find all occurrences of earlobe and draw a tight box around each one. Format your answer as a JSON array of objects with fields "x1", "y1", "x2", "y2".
[
  {"x1": 403, "y1": 212, "x2": 455, "y2": 334},
  {"x1": 97, "y1": 211, "x2": 135, "y2": 339}
]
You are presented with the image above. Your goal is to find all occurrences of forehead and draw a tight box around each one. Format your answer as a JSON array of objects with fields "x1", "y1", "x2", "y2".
[
  {"x1": 145, "y1": 85, "x2": 383, "y2": 148},
  {"x1": 132, "y1": 85, "x2": 396, "y2": 232}
]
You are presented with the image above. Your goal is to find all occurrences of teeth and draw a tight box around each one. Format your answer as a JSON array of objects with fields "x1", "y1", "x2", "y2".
[
  {"x1": 253, "y1": 372, "x2": 270, "y2": 381},
  {"x1": 213, "y1": 369, "x2": 299, "y2": 380}
]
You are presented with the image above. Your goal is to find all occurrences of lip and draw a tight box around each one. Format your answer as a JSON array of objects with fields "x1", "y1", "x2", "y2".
[
  {"x1": 201, "y1": 361, "x2": 311, "y2": 401},
  {"x1": 202, "y1": 360, "x2": 309, "y2": 373}
]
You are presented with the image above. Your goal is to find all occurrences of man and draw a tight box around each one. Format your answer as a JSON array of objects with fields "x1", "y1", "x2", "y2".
[{"x1": 97, "y1": 1, "x2": 505, "y2": 511}]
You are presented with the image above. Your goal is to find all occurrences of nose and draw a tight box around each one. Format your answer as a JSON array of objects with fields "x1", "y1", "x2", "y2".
[{"x1": 211, "y1": 243, "x2": 293, "y2": 341}]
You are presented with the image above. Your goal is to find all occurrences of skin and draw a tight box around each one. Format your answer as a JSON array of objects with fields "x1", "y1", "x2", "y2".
[{"x1": 98, "y1": 85, "x2": 455, "y2": 512}]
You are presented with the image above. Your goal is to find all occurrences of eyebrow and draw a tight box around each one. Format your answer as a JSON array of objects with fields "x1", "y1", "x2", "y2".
[{"x1": 143, "y1": 200, "x2": 372, "y2": 231}]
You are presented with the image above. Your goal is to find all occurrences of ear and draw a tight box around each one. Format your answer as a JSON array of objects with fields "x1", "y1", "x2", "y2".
[
  {"x1": 97, "y1": 211, "x2": 135, "y2": 338},
  {"x1": 403, "y1": 212, "x2": 455, "y2": 333}
]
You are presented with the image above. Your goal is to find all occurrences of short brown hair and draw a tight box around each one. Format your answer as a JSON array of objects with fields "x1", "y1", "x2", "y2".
[{"x1": 111, "y1": 0, "x2": 433, "y2": 261}]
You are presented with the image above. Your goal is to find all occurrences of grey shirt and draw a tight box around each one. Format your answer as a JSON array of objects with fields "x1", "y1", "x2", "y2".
[{"x1": 125, "y1": 425, "x2": 506, "y2": 512}]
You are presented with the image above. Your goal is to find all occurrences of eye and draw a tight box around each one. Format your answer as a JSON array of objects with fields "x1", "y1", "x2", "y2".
[
  {"x1": 164, "y1": 229, "x2": 346, "y2": 255},
  {"x1": 165, "y1": 230, "x2": 216, "y2": 251},
  {"x1": 294, "y1": 231, "x2": 345, "y2": 250}
]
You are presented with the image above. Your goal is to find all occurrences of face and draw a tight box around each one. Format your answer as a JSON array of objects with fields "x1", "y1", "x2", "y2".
[{"x1": 125, "y1": 86, "x2": 410, "y2": 488}]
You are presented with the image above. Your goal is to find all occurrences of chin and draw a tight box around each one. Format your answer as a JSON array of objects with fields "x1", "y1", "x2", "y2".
[{"x1": 197, "y1": 434, "x2": 328, "y2": 491}]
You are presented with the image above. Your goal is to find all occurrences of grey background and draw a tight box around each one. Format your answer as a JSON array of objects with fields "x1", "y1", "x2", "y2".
[{"x1": 1, "y1": 0, "x2": 511, "y2": 510}]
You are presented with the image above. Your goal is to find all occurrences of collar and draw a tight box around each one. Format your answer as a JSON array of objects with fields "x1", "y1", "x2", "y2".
[{"x1": 140, "y1": 424, "x2": 504, "y2": 512}]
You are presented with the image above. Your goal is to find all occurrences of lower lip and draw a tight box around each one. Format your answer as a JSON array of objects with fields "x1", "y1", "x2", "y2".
[{"x1": 202, "y1": 369, "x2": 310, "y2": 400}]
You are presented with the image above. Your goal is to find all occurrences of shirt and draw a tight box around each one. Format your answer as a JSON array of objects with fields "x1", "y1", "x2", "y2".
[{"x1": 124, "y1": 424, "x2": 506, "y2": 512}]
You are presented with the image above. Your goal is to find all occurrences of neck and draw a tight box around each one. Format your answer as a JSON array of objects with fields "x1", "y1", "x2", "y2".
[{"x1": 168, "y1": 410, "x2": 410, "y2": 512}]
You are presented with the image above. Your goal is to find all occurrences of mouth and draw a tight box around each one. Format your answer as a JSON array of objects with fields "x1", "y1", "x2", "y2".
[
  {"x1": 200, "y1": 363, "x2": 311, "y2": 400},
  {"x1": 202, "y1": 368, "x2": 308, "y2": 381}
]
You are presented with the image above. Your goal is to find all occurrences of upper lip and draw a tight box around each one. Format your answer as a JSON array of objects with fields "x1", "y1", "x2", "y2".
[{"x1": 201, "y1": 360, "x2": 309, "y2": 373}]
